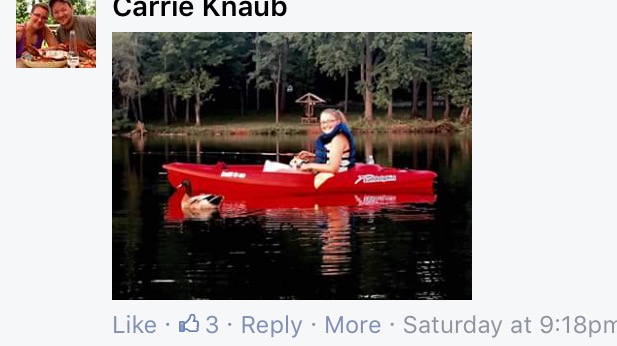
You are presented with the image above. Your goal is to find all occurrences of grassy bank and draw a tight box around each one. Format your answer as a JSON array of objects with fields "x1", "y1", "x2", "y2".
[{"x1": 113, "y1": 111, "x2": 470, "y2": 136}]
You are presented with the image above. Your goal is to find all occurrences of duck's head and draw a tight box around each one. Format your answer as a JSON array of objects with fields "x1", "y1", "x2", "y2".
[{"x1": 176, "y1": 179, "x2": 193, "y2": 195}]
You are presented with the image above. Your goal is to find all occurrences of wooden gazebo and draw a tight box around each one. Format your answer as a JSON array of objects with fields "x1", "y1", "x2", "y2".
[{"x1": 295, "y1": 92, "x2": 326, "y2": 124}]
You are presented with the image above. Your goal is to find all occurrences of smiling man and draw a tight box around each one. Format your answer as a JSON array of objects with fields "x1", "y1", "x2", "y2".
[{"x1": 49, "y1": 0, "x2": 96, "y2": 50}]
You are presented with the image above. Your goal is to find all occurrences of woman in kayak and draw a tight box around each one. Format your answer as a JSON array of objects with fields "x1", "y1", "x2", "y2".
[{"x1": 295, "y1": 108, "x2": 356, "y2": 175}]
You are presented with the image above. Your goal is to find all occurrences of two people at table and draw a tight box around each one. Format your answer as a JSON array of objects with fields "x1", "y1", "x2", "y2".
[{"x1": 16, "y1": 0, "x2": 96, "y2": 59}]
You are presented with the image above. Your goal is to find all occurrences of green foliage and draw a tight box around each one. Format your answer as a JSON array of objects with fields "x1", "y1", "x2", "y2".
[
  {"x1": 432, "y1": 33, "x2": 472, "y2": 108},
  {"x1": 16, "y1": 0, "x2": 96, "y2": 24},
  {"x1": 112, "y1": 32, "x2": 472, "y2": 124},
  {"x1": 137, "y1": 33, "x2": 182, "y2": 97},
  {"x1": 72, "y1": 0, "x2": 88, "y2": 15},
  {"x1": 112, "y1": 32, "x2": 141, "y2": 100},
  {"x1": 190, "y1": 69, "x2": 218, "y2": 105},
  {"x1": 174, "y1": 33, "x2": 231, "y2": 109},
  {"x1": 16, "y1": 0, "x2": 28, "y2": 23},
  {"x1": 373, "y1": 33, "x2": 425, "y2": 109},
  {"x1": 432, "y1": 34, "x2": 463, "y2": 97},
  {"x1": 250, "y1": 32, "x2": 292, "y2": 90},
  {"x1": 284, "y1": 43, "x2": 317, "y2": 95},
  {"x1": 309, "y1": 33, "x2": 363, "y2": 79},
  {"x1": 218, "y1": 32, "x2": 254, "y2": 91}
]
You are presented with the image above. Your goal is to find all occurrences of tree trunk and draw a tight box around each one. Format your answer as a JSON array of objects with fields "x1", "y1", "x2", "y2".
[
  {"x1": 274, "y1": 81, "x2": 280, "y2": 125},
  {"x1": 163, "y1": 90, "x2": 169, "y2": 125},
  {"x1": 426, "y1": 80, "x2": 433, "y2": 121},
  {"x1": 280, "y1": 82, "x2": 287, "y2": 114},
  {"x1": 136, "y1": 92, "x2": 143, "y2": 121},
  {"x1": 460, "y1": 106, "x2": 472, "y2": 125},
  {"x1": 123, "y1": 97, "x2": 129, "y2": 120},
  {"x1": 240, "y1": 87, "x2": 245, "y2": 117},
  {"x1": 275, "y1": 54, "x2": 282, "y2": 124},
  {"x1": 443, "y1": 94, "x2": 451, "y2": 119},
  {"x1": 245, "y1": 79, "x2": 250, "y2": 115},
  {"x1": 411, "y1": 79, "x2": 420, "y2": 117},
  {"x1": 363, "y1": 32, "x2": 374, "y2": 121},
  {"x1": 194, "y1": 94, "x2": 201, "y2": 126},
  {"x1": 425, "y1": 32, "x2": 434, "y2": 121},
  {"x1": 256, "y1": 86, "x2": 260, "y2": 111},
  {"x1": 170, "y1": 95, "x2": 177, "y2": 122},
  {"x1": 133, "y1": 35, "x2": 143, "y2": 122},
  {"x1": 386, "y1": 86, "x2": 393, "y2": 119},
  {"x1": 360, "y1": 51, "x2": 365, "y2": 102},
  {"x1": 184, "y1": 99, "x2": 190, "y2": 124},
  {"x1": 255, "y1": 32, "x2": 261, "y2": 111},
  {"x1": 130, "y1": 98, "x2": 138, "y2": 121},
  {"x1": 344, "y1": 71, "x2": 349, "y2": 114}
]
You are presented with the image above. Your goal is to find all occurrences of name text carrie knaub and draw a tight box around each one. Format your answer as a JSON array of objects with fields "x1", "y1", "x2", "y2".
[{"x1": 114, "y1": 0, "x2": 288, "y2": 17}]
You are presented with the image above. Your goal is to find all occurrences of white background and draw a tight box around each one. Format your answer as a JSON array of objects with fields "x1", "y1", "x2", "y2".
[{"x1": 3, "y1": 0, "x2": 617, "y2": 345}]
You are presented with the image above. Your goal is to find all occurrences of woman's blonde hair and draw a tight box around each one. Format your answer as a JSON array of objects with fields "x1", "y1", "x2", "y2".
[{"x1": 320, "y1": 108, "x2": 348, "y2": 124}]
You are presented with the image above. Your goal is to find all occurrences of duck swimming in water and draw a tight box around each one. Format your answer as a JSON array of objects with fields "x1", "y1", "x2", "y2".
[
  {"x1": 177, "y1": 179, "x2": 223, "y2": 210},
  {"x1": 181, "y1": 206, "x2": 220, "y2": 221}
]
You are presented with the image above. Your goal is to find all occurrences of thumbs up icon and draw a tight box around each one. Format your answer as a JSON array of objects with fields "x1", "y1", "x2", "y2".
[{"x1": 179, "y1": 314, "x2": 199, "y2": 332}]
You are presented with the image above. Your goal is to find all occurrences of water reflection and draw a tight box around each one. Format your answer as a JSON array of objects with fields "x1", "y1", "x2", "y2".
[
  {"x1": 113, "y1": 132, "x2": 471, "y2": 299},
  {"x1": 131, "y1": 134, "x2": 146, "y2": 153},
  {"x1": 164, "y1": 190, "x2": 437, "y2": 284},
  {"x1": 124, "y1": 131, "x2": 471, "y2": 169},
  {"x1": 319, "y1": 206, "x2": 352, "y2": 276},
  {"x1": 165, "y1": 190, "x2": 436, "y2": 222}
]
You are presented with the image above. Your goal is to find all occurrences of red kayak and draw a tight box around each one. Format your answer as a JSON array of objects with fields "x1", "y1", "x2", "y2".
[{"x1": 163, "y1": 161, "x2": 437, "y2": 198}]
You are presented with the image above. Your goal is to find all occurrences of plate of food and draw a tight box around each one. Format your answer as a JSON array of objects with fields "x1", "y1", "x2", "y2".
[
  {"x1": 79, "y1": 56, "x2": 96, "y2": 68},
  {"x1": 21, "y1": 56, "x2": 67, "y2": 68},
  {"x1": 42, "y1": 50, "x2": 68, "y2": 60}
]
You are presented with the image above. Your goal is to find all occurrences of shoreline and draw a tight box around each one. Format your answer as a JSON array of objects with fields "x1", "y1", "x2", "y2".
[{"x1": 113, "y1": 119, "x2": 470, "y2": 137}]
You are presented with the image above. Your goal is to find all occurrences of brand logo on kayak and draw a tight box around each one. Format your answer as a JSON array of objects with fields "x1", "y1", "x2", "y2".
[
  {"x1": 221, "y1": 171, "x2": 246, "y2": 178},
  {"x1": 354, "y1": 174, "x2": 397, "y2": 184},
  {"x1": 354, "y1": 195, "x2": 397, "y2": 205}
]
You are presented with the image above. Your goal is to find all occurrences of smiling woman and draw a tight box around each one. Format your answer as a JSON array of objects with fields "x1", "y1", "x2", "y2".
[
  {"x1": 290, "y1": 109, "x2": 358, "y2": 189},
  {"x1": 113, "y1": 0, "x2": 194, "y2": 17},
  {"x1": 15, "y1": 3, "x2": 58, "y2": 59}
]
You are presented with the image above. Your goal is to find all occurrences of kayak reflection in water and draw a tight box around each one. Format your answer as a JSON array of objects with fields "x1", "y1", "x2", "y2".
[{"x1": 292, "y1": 109, "x2": 356, "y2": 188}]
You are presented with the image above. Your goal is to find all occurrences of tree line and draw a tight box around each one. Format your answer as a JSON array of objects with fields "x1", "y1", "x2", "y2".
[
  {"x1": 16, "y1": 0, "x2": 96, "y2": 23},
  {"x1": 112, "y1": 32, "x2": 472, "y2": 126}
]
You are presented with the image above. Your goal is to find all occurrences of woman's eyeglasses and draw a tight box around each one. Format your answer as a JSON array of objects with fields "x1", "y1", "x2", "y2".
[
  {"x1": 31, "y1": 12, "x2": 48, "y2": 21},
  {"x1": 320, "y1": 119, "x2": 338, "y2": 125}
]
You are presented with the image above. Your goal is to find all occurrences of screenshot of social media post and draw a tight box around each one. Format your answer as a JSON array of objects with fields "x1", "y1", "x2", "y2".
[
  {"x1": 111, "y1": 32, "x2": 472, "y2": 301},
  {"x1": 9, "y1": 1, "x2": 617, "y2": 345}
]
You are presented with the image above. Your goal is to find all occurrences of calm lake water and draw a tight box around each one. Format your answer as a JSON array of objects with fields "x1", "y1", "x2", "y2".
[{"x1": 112, "y1": 132, "x2": 471, "y2": 299}]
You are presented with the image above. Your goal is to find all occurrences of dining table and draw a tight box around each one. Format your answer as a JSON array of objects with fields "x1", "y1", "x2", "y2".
[
  {"x1": 16, "y1": 58, "x2": 95, "y2": 68},
  {"x1": 16, "y1": 59, "x2": 28, "y2": 68}
]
